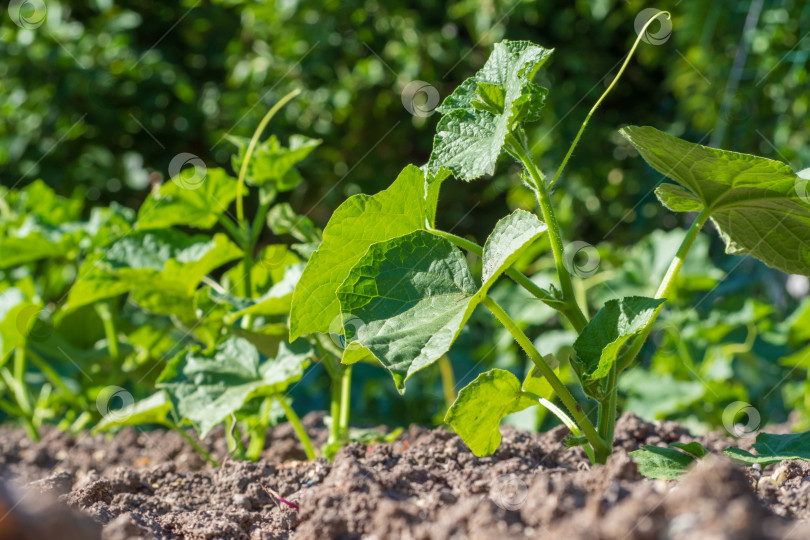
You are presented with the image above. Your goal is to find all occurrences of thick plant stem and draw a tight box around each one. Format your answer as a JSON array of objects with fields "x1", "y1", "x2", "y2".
[
  {"x1": 276, "y1": 395, "x2": 317, "y2": 460},
  {"x1": 338, "y1": 365, "x2": 352, "y2": 440},
  {"x1": 597, "y1": 363, "x2": 618, "y2": 444},
  {"x1": 616, "y1": 209, "x2": 710, "y2": 373},
  {"x1": 481, "y1": 296, "x2": 609, "y2": 460},
  {"x1": 546, "y1": 11, "x2": 671, "y2": 190},
  {"x1": 166, "y1": 423, "x2": 219, "y2": 466},
  {"x1": 430, "y1": 229, "x2": 584, "y2": 332},
  {"x1": 507, "y1": 137, "x2": 588, "y2": 331}
]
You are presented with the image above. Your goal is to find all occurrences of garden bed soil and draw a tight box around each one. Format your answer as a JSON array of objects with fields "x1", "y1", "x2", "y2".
[{"x1": 1, "y1": 412, "x2": 809, "y2": 539}]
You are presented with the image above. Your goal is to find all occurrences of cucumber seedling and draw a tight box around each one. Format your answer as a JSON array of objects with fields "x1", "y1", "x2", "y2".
[{"x1": 291, "y1": 13, "x2": 810, "y2": 463}]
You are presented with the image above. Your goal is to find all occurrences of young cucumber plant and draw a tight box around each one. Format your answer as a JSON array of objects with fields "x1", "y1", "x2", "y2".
[{"x1": 291, "y1": 14, "x2": 810, "y2": 464}]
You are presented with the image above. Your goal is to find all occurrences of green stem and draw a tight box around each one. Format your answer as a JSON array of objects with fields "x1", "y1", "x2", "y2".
[
  {"x1": 597, "y1": 363, "x2": 618, "y2": 443},
  {"x1": 329, "y1": 372, "x2": 342, "y2": 445},
  {"x1": 481, "y1": 296, "x2": 608, "y2": 459},
  {"x1": 95, "y1": 302, "x2": 119, "y2": 360},
  {"x1": 217, "y1": 213, "x2": 243, "y2": 244},
  {"x1": 546, "y1": 11, "x2": 671, "y2": 190},
  {"x1": 276, "y1": 395, "x2": 317, "y2": 460},
  {"x1": 429, "y1": 229, "x2": 584, "y2": 331},
  {"x1": 165, "y1": 422, "x2": 219, "y2": 466},
  {"x1": 616, "y1": 209, "x2": 710, "y2": 373},
  {"x1": 235, "y1": 89, "x2": 300, "y2": 328},
  {"x1": 12, "y1": 348, "x2": 31, "y2": 414},
  {"x1": 438, "y1": 355, "x2": 456, "y2": 407},
  {"x1": 338, "y1": 365, "x2": 352, "y2": 440},
  {"x1": 235, "y1": 88, "x2": 301, "y2": 223},
  {"x1": 507, "y1": 136, "x2": 588, "y2": 331}
]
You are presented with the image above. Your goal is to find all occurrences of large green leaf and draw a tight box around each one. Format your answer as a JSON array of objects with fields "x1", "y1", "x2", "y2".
[
  {"x1": 445, "y1": 369, "x2": 535, "y2": 456},
  {"x1": 724, "y1": 431, "x2": 810, "y2": 466},
  {"x1": 337, "y1": 230, "x2": 478, "y2": 392},
  {"x1": 106, "y1": 230, "x2": 242, "y2": 296},
  {"x1": 157, "y1": 337, "x2": 312, "y2": 436},
  {"x1": 64, "y1": 231, "x2": 242, "y2": 312},
  {"x1": 572, "y1": 296, "x2": 665, "y2": 394},
  {"x1": 428, "y1": 40, "x2": 552, "y2": 180},
  {"x1": 289, "y1": 165, "x2": 428, "y2": 340},
  {"x1": 481, "y1": 209, "x2": 547, "y2": 288},
  {"x1": 621, "y1": 125, "x2": 810, "y2": 276},
  {"x1": 337, "y1": 211, "x2": 547, "y2": 392},
  {"x1": 136, "y1": 168, "x2": 238, "y2": 230}
]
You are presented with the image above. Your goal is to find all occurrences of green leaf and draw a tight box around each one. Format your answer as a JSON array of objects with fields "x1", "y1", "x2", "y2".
[
  {"x1": 0, "y1": 230, "x2": 70, "y2": 268},
  {"x1": 481, "y1": 209, "x2": 547, "y2": 289},
  {"x1": 424, "y1": 166, "x2": 451, "y2": 229},
  {"x1": 428, "y1": 40, "x2": 553, "y2": 180},
  {"x1": 64, "y1": 232, "x2": 241, "y2": 313},
  {"x1": 445, "y1": 369, "x2": 535, "y2": 456},
  {"x1": 337, "y1": 230, "x2": 478, "y2": 393},
  {"x1": 290, "y1": 165, "x2": 428, "y2": 340},
  {"x1": 630, "y1": 445, "x2": 697, "y2": 480},
  {"x1": 621, "y1": 125, "x2": 810, "y2": 276},
  {"x1": 671, "y1": 441, "x2": 708, "y2": 458},
  {"x1": 137, "y1": 168, "x2": 238, "y2": 230},
  {"x1": 233, "y1": 263, "x2": 305, "y2": 318},
  {"x1": 158, "y1": 337, "x2": 312, "y2": 436},
  {"x1": 108, "y1": 230, "x2": 242, "y2": 296},
  {"x1": 335, "y1": 210, "x2": 545, "y2": 392},
  {"x1": 63, "y1": 257, "x2": 134, "y2": 312},
  {"x1": 724, "y1": 431, "x2": 810, "y2": 465},
  {"x1": 572, "y1": 296, "x2": 665, "y2": 390},
  {"x1": 93, "y1": 391, "x2": 173, "y2": 433},
  {"x1": 0, "y1": 288, "x2": 40, "y2": 361},
  {"x1": 471, "y1": 82, "x2": 506, "y2": 115},
  {"x1": 266, "y1": 203, "x2": 320, "y2": 243}
]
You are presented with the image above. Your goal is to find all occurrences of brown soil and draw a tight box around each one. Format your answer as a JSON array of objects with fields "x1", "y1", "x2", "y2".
[{"x1": 1, "y1": 412, "x2": 809, "y2": 539}]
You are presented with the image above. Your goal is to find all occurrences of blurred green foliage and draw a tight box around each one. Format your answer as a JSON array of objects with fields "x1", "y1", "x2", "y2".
[{"x1": 2, "y1": 0, "x2": 809, "y2": 238}]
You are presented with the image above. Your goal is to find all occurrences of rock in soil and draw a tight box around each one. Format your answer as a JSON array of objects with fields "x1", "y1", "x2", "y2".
[{"x1": 0, "y1": 412, "x2": 808, "y2": 539}]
